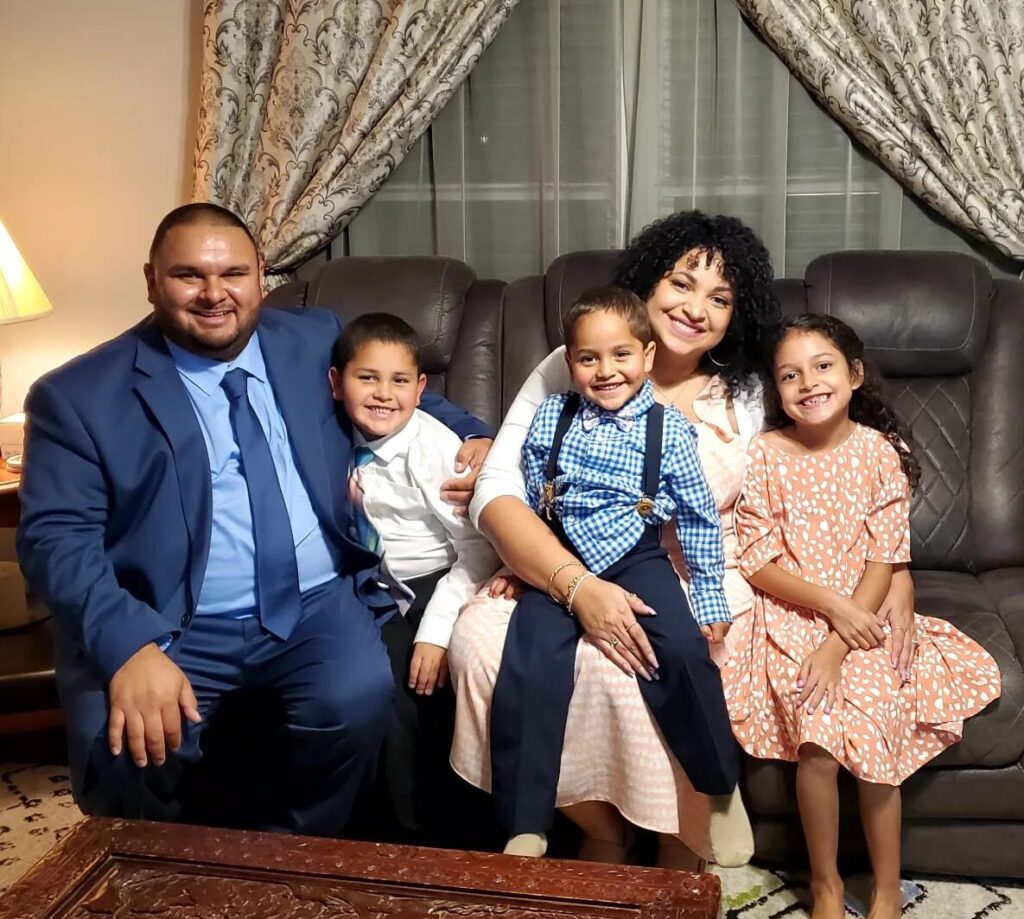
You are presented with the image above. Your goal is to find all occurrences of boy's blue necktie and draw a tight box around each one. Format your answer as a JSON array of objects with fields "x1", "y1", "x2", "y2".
[
  {"x1": 221, "y1": 368, "x2": 302, "y2": 639},
  {"x1": 349, "y1": 446, "x2": 382, "y2": 556}
]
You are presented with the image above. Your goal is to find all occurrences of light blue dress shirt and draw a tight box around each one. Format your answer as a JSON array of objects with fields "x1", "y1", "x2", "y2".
[{"x1": 166, "y1": 333, "x2": 340, "y2": 615}]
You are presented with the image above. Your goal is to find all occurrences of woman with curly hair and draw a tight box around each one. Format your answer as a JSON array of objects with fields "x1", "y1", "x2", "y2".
[
  {"x1": 445, "y1": 212, "x2": 910, "y2": 868},
  {"x1": 722, "y1": 314, "x2": 999, "y2": 918}
]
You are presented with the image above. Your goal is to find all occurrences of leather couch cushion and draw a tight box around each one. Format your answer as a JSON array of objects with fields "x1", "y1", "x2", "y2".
[
  {"x1": 912, "y1": 570, "x2": 1024, "y2": 768},
  {"x1": 544, "y1": 251, "x2": 620, "y2": 346},
  {"x1": 805, "y1": 251, "x2": 992, "y2": 376},
  {"x1": 303, "y1": 256, "x2": 476, "y2": 374},
  {"x1": 886, "y1": 376, "x2": 973, "y2": 571}
]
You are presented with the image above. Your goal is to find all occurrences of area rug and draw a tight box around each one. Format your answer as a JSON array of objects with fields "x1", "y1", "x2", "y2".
[
  {"x1": 712, "y1": 862, "x2": 1024, "y2": 917},
  {"x1": 2, "y1": 763, "x2": 1023, "y2": 916}
]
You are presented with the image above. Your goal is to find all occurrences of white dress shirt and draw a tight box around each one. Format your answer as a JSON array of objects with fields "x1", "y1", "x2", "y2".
[
  {"x1": 356, "y1": 409, "x2": 500, "y2": 648},
  {"x1": 469, "y1": 346, "x2": 765, "y2": 528}
]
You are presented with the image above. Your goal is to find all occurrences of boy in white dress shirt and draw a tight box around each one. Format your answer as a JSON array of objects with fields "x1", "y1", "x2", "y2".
[{"x1": 329, "y1": 313, "x2": 499, "y2": 840}]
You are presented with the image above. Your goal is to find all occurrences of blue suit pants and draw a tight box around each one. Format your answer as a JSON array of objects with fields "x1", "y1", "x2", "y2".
[{"x1": 78, "y1": 575, "x2": 393, "y2": 836}]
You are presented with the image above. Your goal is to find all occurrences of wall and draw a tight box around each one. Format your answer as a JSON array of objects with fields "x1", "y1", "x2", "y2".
[{"x1": 0, "y1": 0, "x2": 200, "y2": 416}]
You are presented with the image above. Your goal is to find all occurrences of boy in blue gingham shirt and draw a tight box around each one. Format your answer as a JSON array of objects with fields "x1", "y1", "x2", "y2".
[
  {"x1": 522, "y1": 382, "x2": 730, "y2": 627},
  {"x1": 491, "y1": 285, "x2": 740, "y2": 858}
]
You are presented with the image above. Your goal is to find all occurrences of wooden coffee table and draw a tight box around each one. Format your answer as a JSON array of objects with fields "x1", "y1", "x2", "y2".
[{"x1": 0, "y1": 818, "x2": 719, "y2": 918}]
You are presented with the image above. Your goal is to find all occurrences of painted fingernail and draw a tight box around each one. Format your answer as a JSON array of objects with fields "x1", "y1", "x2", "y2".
[{"x1": 649, "y1": 668, "x2": 660, "y2": 680}]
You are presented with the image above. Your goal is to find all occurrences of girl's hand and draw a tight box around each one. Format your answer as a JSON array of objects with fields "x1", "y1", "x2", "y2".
[
  {"x1": 793, "y1": 643, "x2": 844, "y2": 715},
  {"x1": 571, "y1": 577, "x2": 659, "y2": 679},
  {"x1": 822, "y1": 592, "x2": 885, "y2": 650},
  {"x1": 700, "y1": 621, "x2": 731, "y2": 644},
  {"x1": 409, "y1": 643, "x2": 449, "y2": 695},
  {"x1": 879, "y1": 572, "x2": 916, "y2": 682},
  {"x1": 487, "y1": 573, "x2": 526, "y2": 600}
]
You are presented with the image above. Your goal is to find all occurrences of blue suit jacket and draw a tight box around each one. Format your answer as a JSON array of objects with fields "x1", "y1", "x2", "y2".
[{"x1": 16, "y1": 306, "x2": 490, "y2": 794}]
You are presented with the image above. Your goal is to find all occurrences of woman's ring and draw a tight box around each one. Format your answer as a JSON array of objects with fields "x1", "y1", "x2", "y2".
[
  {"x1": 626, "y1": 622, "x2": 639, "y2": 633},
  {"x1": 608, "y1": 637, "x2": 621, "y2": 650}
]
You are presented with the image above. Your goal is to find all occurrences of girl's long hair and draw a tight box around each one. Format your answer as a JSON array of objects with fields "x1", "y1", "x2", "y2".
[{"x1": 765, "y1": 314, "x2": 921, "y2": 490}]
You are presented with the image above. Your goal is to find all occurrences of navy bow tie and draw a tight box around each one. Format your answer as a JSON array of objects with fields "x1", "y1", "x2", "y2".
[{"x1": 581, "y1": 402, "x2": 637, "y2": 432}]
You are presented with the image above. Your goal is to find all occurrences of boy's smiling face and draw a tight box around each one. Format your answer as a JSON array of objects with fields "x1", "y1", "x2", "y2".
[
  {"x1": 565, "y1": 309, "x2": 655, "y2": 411},
  {"x1": 330, "y1": 340, "x2": 426, "y2": 440}
]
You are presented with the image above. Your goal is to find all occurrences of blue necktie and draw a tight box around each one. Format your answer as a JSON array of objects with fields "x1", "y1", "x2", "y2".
[
  {"x1": 348, "y1": 445, "x2": 381, "y2": 555},
  {"x1": 221, "y1": 368, "x2": 302, "y2": 639}
]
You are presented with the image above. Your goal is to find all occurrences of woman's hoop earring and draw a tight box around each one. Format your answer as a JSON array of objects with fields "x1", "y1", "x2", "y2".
[{"x1": 707, "y1": 348, "x2": 727, "y2": 368}]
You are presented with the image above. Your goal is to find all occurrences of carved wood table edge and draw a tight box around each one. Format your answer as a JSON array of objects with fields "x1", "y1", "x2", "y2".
[{"x1": 0, "y1": 817, "x2": 720, "y2": 918}]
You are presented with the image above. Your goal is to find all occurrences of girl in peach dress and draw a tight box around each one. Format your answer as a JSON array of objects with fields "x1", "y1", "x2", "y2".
[{"x1": 721, "y1": 314, "x2": 1001, "y2": 919}]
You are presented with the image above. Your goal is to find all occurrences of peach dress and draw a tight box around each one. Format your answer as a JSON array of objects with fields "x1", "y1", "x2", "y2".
[
  {"x1": 448, "y1": 378, "x2": 751, "y2": 856},
  {"x1": 721, "y1": 425, "x2": 1001, "y2": 781}
]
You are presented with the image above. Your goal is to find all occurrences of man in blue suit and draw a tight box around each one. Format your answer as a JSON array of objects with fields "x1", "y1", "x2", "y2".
[{"x1": 16, "y1": 203, "x2": 492, "y2": 835}]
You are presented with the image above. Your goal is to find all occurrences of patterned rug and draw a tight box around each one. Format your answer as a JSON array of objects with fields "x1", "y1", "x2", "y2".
[{"x1": 2, "y1": 763, "x2": 1022, "y2": 916}]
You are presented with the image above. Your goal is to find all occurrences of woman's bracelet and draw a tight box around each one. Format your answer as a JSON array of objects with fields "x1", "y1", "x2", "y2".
[
  {"x1": 566, "y1": 572, "x2": 595, "y2": 616},
  {"x1": 547, "y1": 560, "x2": 584, "y2": 601}
]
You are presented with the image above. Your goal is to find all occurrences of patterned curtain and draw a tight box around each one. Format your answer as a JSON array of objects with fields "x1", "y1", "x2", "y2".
[
  {"x1": 192, "y1": 0, "x2": 519, "y2": 282},
  {"x1": 734, "y1": 0, "x2": 1024, "y2": 260}
]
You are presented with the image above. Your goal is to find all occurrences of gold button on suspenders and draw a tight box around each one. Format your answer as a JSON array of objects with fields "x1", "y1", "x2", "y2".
[
  {"x1": 542, "y1": 395, "x2": 664, "y2": 521},
  {"x1": 635, "y1": 403, "x2": 664, "y2": 517},
  {"x1": 541, "y1": 393, "x2": 581, "y2": 520}
]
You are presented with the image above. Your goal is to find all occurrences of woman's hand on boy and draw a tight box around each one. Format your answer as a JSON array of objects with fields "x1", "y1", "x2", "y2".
[
  {"x1": 441, "y1": 438, "x2": 494, "y2": 517},
  {"x1": 409, "y1": 643, "x2": 449, "y2": 695},
  {"x1": 822, "y1": 592, "x2": 885, "y2": 650},
  {"x1": 573, "y1": 578, "x2": 660, "y2": 680}
]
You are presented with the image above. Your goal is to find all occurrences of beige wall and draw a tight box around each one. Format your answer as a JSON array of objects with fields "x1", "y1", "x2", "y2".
[{"x1": 0, "y1": 0, "x2": 200, "y2": 416}]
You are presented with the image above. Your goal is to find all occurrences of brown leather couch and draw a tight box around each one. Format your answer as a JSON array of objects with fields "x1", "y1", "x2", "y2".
[{"x1": 265, "y1": 248, "x2": 1024, "y2": 878}]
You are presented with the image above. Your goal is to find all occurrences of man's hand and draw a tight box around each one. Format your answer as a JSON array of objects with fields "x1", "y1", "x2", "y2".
[
  {"x1": 409, "y1": 642, "x2": 449, "y2": 696},
  {"x1": 793, "y1": 642, "x2": 844, "y2": 715},
  {"x1": 107, "y1": 643, "x2": 201, "y2": 767},
  {"x1": 700, "y1": 621, "x2": 731, "y2": 644},
  {"x1": 822, "y1": 593, "x2": 885, "y2": 650},
  {"x1": 573, "y1": 578, "x2": 659, "y2": 679},
  {"x1": 487, "y1": 572, "x2": 527, "y2": 600},
  {"x1": 441, "y1": 438, "x2": 493, "y2": 517}
]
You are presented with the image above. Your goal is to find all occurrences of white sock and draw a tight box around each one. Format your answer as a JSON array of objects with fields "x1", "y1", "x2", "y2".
[
  {"x1": 708, "y1": 789, "x2": 755, "y2": 868},
  {"x1": 503, "y1": 832, "x2": 548, "y2": 858}
]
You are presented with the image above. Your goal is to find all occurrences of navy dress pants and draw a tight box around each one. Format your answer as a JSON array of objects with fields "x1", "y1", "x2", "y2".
[
  {"x1": 376, "y1": 566, "x2": 455, "y2": 837},
  {"x1": 79, "y1": 575, "x2": 394, "y2": 837},
  {"x1": 490, "y1": 530, "x2": 740, "y2": 835}
]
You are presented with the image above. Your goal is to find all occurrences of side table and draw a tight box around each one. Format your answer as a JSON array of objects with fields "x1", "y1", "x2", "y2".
[{"x1": 0, "y1": 467, "x2": 19, "y2": 528}]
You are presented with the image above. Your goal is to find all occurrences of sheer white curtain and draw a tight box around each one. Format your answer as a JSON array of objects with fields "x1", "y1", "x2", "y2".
[{"x1": 337, "y1": 0, "x2": 1018, "y2": 281}]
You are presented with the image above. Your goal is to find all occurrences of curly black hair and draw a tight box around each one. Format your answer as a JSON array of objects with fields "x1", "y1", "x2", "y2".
[
  {"x1": 765, "y1": 314, "x2": 921, "y2": 490},
  {"x1": 612, "y1": 210, "x2": 782, "y2": 395}
]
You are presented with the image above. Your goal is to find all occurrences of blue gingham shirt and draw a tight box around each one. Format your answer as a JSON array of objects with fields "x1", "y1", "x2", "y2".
[{"x1": 523, "y1": 381, "x2": 730, "y2": 626}]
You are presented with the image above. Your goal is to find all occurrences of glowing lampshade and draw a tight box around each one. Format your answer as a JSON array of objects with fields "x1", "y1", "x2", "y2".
[{"x1": 0, "y1": 218, "x2": 54, "y2": 325}]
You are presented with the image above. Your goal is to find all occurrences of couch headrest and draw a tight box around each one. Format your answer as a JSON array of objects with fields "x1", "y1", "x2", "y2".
[
  {"x1": 544, "y1": 250, "x2": 622, "y2": 346},
  {"x1": 304, "y1": 256, "x2": 476, "y2": 372},
  {"x1": 805, "y1": 251, "x2": 992, "y2": 376}
]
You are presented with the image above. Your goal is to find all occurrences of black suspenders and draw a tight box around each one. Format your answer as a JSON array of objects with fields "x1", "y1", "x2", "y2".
[
  {"x1": 638, "y1": 403, "x2": 664, "y2": 517},
  {"x1": 541, "y1": 394, "x2": 664, "y2": 521}
]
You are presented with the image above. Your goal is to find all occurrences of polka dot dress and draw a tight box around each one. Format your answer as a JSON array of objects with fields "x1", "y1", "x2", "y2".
[{"x1": 720, "y1": 425, "x2": 1001, "y2": 784}]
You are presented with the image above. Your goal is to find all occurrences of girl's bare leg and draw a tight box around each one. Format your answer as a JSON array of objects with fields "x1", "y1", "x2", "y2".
[
  {"x1": 856, "y1": 779, "x2": 903, "y2": 919},
  {"x1": 797, "y1": 744, "x2": 845, "y2": 919},
  {"x1": 561, "y1": 801, "x2": 632, "y2": 864}
]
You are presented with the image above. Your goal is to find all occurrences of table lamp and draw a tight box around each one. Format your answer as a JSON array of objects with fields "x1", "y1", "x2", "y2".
[{"x1": 0, "y1": 217, "x2": 54, "y2": 471}]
